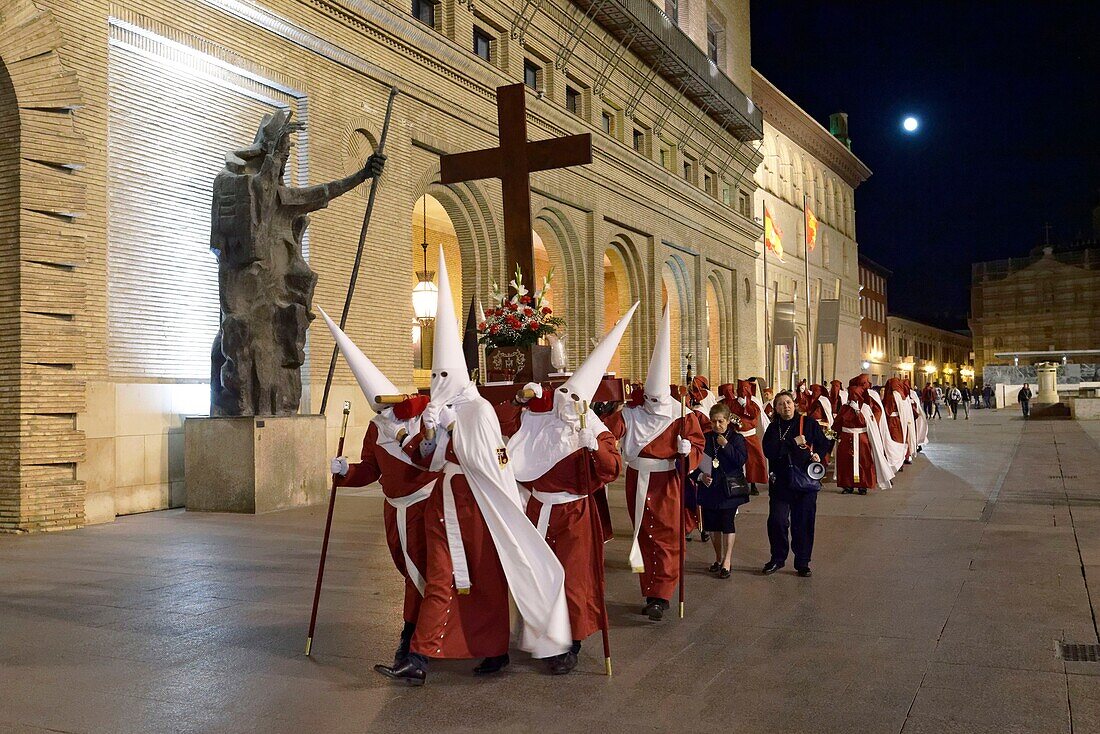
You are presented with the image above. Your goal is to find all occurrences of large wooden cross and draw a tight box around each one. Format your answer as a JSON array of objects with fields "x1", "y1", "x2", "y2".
[{"x1": 440, "y1": 83, "x2": 592, "y2": 283}]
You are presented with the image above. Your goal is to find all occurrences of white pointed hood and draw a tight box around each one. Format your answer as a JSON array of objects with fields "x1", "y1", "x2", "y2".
[
  {"x1": 644, "y1": 304, "x2": 672, "y2": 400},
  {"x1": 621, "y1": 304, "x2": 681, "y2": 460},
  {"x1": 316, "y1": 306, "x2": 399, "y2": 411},
  {"x1": 562, "y1": 301, "x2": 639, "y2": 403},
  {"x1": 429, "y1": 245, "x2": 472, "y2": 406}
]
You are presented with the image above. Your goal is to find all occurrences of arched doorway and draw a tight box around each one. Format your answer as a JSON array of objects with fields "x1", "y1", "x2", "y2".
[
  {"x1": 705, "y1": 279, "x2": 722, "y2": 382},
  {"x1": 661, "y1": 263, "x2": 684, "y2": 385},
  {"x1": 411, "y1": 194, "x2": 461, "y2": 382},
  {"x1": 602, "y1": 243, "x2": 638, "y2": 379}
]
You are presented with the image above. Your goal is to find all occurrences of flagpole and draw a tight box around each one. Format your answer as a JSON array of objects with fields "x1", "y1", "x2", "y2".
[
  {"x1": 762, "y1": 200, "x2": 771, "y2": 389},
  {"x1": 803, "y1": 193, "x2": 813, "y2": 385}
]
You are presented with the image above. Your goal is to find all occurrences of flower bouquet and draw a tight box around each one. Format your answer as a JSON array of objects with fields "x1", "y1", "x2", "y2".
[{"x1": 478, "y1": 265, "x2": 565, "y2": 382}]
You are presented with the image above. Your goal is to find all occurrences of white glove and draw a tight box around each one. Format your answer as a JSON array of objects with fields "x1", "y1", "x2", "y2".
[
  {"x1": 422, "y1": 402, "x2": 441, "y2": 430},
  {"x1": 518, "y1": 382, "x2": 542, "y2": 403},
  {"x1": 438, "y1": 406, "x2": 457, "y2": 431},
  {"x1": 578, "y1": 428, "x2": 598, "y2": 451},
  {"x1": 677, "y1": 436, "x2": 692, "y2": 456},
  {"x1": 330, "y1": 456, "x2": 349, "y2": 476}
]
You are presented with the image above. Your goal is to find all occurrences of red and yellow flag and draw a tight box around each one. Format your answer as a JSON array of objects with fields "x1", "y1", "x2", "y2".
[
  {"x1": 805, "y1": 205, "x2": 819, "y2": 252},
  {"x1": 764, "y1": 206, "x2": 784, "y2": 260}
]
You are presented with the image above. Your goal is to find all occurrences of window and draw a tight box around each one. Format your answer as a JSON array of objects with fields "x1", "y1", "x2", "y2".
[
  {"x1": 707, "y1": 27, "x2": 719, "y2": 63},
  {"x1": 633, "y1": 128, "x2": 644, "y2": 153},
  {"x1": 660, "y1": 145, "x2": 671, "y2": 171},
  {"x1": 665, "y1": 0, "x2": 678, "y2": 25},
  {"x1": 704, "y1": 170, "x2": 716, "y2": 197},
  {"x1": 412, "y1": 0, "x2": 436, "y2": 28},
  {"x1": 473, "y1": 27, "x2": 492, "y2": 61},
  {"x1": 601, "y1": 110, "x2": 613, "y2": 135},
  {"x1": 524, "y1": 59, "x2": 541, "y2": 90},
  {"x1": 722, "y1": 183, "x2": 731, "y2": 206},
  {"x1": 566, "y1": 85, "x2": 581, "y2": 116},
  {"x1": 683, "y1": 155, "x2": 695, "y2": 183},
  {"x1": 737, "y1": 189, "x2": 750, "y2": 217}
]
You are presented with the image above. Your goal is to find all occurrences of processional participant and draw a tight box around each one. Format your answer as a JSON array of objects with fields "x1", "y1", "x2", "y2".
[
  {"x1": 829, "y1": 379, "x2": 847, "y2": 416},
  {"x1": 849, "y1": 374, "x2": 897, "y2": 482},
  {"x1": 686, "y1": 375, "x2": 717, "y2": 541},
  {"x1": 833, "y1": 386, "x2": 893, "y2": 495},
  {"x1": 321, "y1": 309, "x2": 437, "y2": 671},
  {"x1": 376, "y1": 249, "x2": 571, "y2": 685},
  {"x1": 721, "y1": 379, "x2": 770, "y2": 496},
  {"x1": 498, "y1": 302, "x2": 638, "y2": 674},
  {"x1": 883, "y1": 377, "x2": 915, "y2": 469},
  {"x1": 604, "y1": 306, "x2": 704, "y2": 621},
  {"x1": 904, "y1": 379, "x2": 929, "y2": 450}
]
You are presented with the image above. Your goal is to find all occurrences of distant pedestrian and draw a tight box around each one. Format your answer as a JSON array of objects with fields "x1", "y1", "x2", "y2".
[
  {"x1": 921, "y1": 384, "x2": 934, "y2": 418},
  {"x1": 983, "y1": 384, "x2": 994, "y2": 409},
  {"x1": 932, "y1": 384, "x2": 944, "y2": 419},
  {"x1": 692, "y1": 402, "x2": 749, "y2": 579},
  {"x1": 947, "y1": 386, "x2": 962, "y2": 419},
  {"x1": 1018, "y1": 383, "x2": 1033, "y2": 419},
  {"x1": 959, "y1": 386, "x2": 971, "y2": 419},
  {"x1": 761, "y1": 391, "x2": 834, "y2": 578}
]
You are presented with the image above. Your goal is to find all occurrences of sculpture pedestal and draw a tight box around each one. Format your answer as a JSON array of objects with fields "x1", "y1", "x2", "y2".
[
  {"x1": 184, "y1": 415, "x2": 327, "y2": 513},
  {"x1": 1036, "y1": 362, "x2": 1060, "y2": 404}
]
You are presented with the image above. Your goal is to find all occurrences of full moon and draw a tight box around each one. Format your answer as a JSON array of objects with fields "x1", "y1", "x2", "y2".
[{"x1": 902, "y1": 116, "x2": 919, "y2": 132}]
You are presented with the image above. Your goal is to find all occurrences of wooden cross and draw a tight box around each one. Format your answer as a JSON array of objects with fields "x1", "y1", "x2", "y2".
[{"x1": 440, "y1": 83, "x2": 592, "y2": 283}]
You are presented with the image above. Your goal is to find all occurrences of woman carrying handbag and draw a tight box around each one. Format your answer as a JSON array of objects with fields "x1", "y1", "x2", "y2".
[{"x1": 693, "y1": 402, "x2": 749, "y2": 579}]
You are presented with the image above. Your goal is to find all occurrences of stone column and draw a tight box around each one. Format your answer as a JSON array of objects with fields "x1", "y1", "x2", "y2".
[{"x1": 1036, "y1": 362, "x2": 1059, "y2": 403}]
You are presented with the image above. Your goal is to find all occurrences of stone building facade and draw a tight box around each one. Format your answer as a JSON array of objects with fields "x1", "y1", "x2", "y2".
[
  {"x1": 858, "y1": 254, "x2": 890, "y2": 384},
  {"x1": 0, "y1": 0, "x2": 766, "y2": 530},
  {"x1": 970, "y1": 243, "x2": 1100, "y2": 380},
  {"x1": 751, "y1": 71, "x2": 870, "y2": 389},
  {"x1": 888, "y1": 315, "x2": 972, "y2": 388}
]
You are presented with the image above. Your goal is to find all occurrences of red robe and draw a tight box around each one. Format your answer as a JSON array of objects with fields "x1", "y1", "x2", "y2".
[
  {"x1": 831, "y1": 404, "x2": 876, "y2": 489},
  {"x1": 336, "y1": 422, "x2": 438, "y2": 623},
  {"x1": 723, "y1": 398, "x2": 768, "y2": 484},
  {"x1": 604, "y1": 412, "x2": 704, "y2": 600},
  {"x1": 497, "y1": 403, "x2": 621, "y2": 641},
  {"x1": 409, "y1": 438, "x2": 510, "y2": 659}
]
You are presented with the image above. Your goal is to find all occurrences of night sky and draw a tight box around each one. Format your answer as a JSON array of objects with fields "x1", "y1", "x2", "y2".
[{"x1": 751, "y1": 1, "x2": 1100, "y2": 330}]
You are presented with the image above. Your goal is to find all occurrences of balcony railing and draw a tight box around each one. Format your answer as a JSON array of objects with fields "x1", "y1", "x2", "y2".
[{"x1": 568, "y1": 0, "x2": 763, "y2": 142}]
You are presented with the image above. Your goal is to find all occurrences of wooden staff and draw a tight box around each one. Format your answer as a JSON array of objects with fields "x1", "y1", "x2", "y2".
[
  {"x1": 305, "y1": 400, "x2": 351, "y2": 656},
  {"x1": 576, "y1": 399, "x2": 612, "y2": 676},
  {"x1": 678, "y1": 390, "x2": 687, "y2": 619},
  {"x1": 319, "y1": 86, "x2": 399, "y2": 415}
]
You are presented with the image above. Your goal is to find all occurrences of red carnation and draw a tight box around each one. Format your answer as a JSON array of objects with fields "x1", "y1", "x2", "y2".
[
  {"x1": 507, "y1": 302, "x2": 518, "y2": 311},
  {"x1": 489, "y1": 324, "x2": 500, "y2": 334},
  {"x1": 521, "y1": 295, "x2": 532, "y2": 305},
  {"x1": 523, "y1": 307, "x2": 534, "y2": 316},
  {"x1": 477, "y1": 322, "x2": 487, "y2": 331},
  {"x1": 528, "y1": 322, "x2": 539, "y2": 331},
  {"x1": 540, "y1": 306, "x2": 552, "y2": 315}
]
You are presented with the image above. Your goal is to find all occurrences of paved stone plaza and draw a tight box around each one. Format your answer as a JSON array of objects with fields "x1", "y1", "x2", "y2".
[{"x1": 2, "y1": 410, "x2": 1099, "y2": 733}]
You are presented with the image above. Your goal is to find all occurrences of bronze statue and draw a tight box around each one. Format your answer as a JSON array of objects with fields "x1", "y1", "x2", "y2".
[{"x1": 209, "y1": 109, "x2": 385, "y2": 416}]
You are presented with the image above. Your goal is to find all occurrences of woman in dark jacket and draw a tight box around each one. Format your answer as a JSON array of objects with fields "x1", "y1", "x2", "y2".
[
  {"x1": 761, "y1": 390, "x2": 834, "y2": 577},
  {"x1": 693, "y1": 402, "x2": 749, "y2": 579}
]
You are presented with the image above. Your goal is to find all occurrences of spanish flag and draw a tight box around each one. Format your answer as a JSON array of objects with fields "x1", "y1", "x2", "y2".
[
  {"x1": 805, "y1": 205, "x2": 819, "y2": 252},
  {"x1": 764, "y1": 206, "x2": 784, "y2": 261}
]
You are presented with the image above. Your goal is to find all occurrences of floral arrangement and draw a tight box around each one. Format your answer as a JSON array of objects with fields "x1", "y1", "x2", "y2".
[{"x1": 478, "y1": 265, "x2": 565, "y2": 348}]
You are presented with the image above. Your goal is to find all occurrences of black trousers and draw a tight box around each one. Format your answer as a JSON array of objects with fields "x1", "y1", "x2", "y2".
[{"x1": 767, "y1": 486, "x2": 818, "y2": 569}]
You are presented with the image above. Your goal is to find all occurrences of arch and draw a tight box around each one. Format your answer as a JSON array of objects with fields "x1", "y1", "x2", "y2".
[
  {"x1": 779, "y1": 141, "x2": 793, "y2": 201},
  {"x1": 411, "y1": 193, "x2": 462, "y2": 372},
  {"x1": 661, "y1": 254, "x2": 693, "y2": 385},
  {"x1": 0, "y1": 0, "x2": 89, "y2": 532},
  {"x1": 533, "y1": 205, "x2": 582, "y2": 361},
  {"x1": 604, "y1": 235, "x2": 645, "y2": 380}
]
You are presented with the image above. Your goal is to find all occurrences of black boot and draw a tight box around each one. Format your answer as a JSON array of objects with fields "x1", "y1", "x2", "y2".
[
  {"x1": 473, "y1": 653, "x2": 510, "y2": 675},
  {"x1": 749, "y1": 483, "x2": 760, "y2": 496},
  {"x1": 642, "y1": 597, "x2": 667, "y2": 621},
  {"x1": 841, "y1": 487, "x2": 854, "y2": 494},
  {"x1": 547, "y1": 641, "x2": 581, "y2": 675},
  {"x1": 375, "y1": 652, "x2": 427, "y2": 686},
  {"x1": 393, "y1": 621, "x2": 415, "y2": 667}
]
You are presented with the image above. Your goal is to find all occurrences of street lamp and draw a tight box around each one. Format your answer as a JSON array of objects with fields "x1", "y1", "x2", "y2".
[{"x1": 412, "y1": 199, "x2": 438, "y2": 323}]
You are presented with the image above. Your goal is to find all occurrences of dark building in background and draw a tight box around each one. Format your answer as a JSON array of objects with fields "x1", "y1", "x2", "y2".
[{"x1": 858, "y1": 255, "x2": 890, "y2": 384}]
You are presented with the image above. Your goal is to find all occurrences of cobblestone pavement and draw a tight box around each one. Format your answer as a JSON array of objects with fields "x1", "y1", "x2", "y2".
[{"x1": 2, "y1": 409, "x2": 1099, "y2": 733}]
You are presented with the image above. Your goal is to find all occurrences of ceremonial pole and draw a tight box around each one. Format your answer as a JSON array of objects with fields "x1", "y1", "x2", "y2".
[
  {"x1": 305, "y1": 401, "x2": 350, "y2": 656},
  {"x1": 319, "y1": 86, "x2": 399, "y2": 415},
  {"x1": 577, "y1": 400, "x2": 612, "y2": 676},
  {"x1": 306, "y1": 86, "x2": 397, "y2": 657},
  {"x1": 761, "y1": 201, "x2": 772, "y2": 389},
  {"x1": 677, "y1": 390, "x2": 687, "y2": 619},
  {"x1": 803, "y1": 194, "x2": 814, "y2": 385}
]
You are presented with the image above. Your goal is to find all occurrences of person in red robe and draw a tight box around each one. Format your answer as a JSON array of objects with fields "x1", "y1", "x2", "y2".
[
  {"x1": 685, "y1": 375, "x2": 717, "y2": 541},
  {"x1": 721, "y1": 379, "x2": 770, "y2": 495},
  {"x1": 828, "y1": 379, "x2": 846, "y2": 415},
  {"x1": 377, "y1": 249, "x2": 571, "y2": 686},
  {"x1": 603, "y1": 305, "x2": 704, "y2": 621},
  {"x1": 883, "y1": 377, "x2": 913, "y2": 465},
  {"x1": 832, "y1": 386, "x2": 892, "y2": 495},
  {"x1": 848, "y1": 374, "x2": 897, "y2": 486},
  {"x1": 497, "y1": 303, "x2": 636, "y2": 674},
  {"x1": 319, "y1": 308, "x2": 439, "y2": 670}
]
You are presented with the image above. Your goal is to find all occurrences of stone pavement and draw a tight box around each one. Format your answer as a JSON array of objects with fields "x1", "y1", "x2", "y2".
[{"x1": 2, "y1": 409, "x2": 1099, "y2": 733}]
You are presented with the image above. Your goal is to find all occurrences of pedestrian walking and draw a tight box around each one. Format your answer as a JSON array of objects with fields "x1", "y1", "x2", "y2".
[
  {"x1": 959, "y1": 386, "x2": 971, "y2": 419},
  {"x1": 932, "y1": 383, "x2": 944, "y2": 419},
  {"x1": 983, "y1": 384, "x2": 994, "y2": 409},
  {"x1": 761, "y1": 391, "x2": 834, "y2": 578},
  {"x1": 921, "y1": 383, "x2": 934, "y2": 418},
  {"x1": 693, "y1": 402, "x2": 749, "y2": 579},
  {"x1": 947, "y1": 386, "x2": 961, "y2": 419},
  {"x1": 1018, "y1": 383, "x2": 1033, "y2": 419}
]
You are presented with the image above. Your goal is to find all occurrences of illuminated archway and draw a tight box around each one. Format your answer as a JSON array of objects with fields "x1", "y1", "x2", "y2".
[
  {"x1": 411, "y1": 194, "x2": 461, "y2": 373},
  {"x1": 603, "y1": 238, "x2": 644, "y2": 380},
  {"x1": 661, "y1": 259, "x2": 692, "y2": 385},
  {"x1": 705, "y1": 278, "x2": 722, "y2": 382}
]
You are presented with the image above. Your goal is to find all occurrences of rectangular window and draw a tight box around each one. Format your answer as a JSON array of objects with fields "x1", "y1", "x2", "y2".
[
  {"x1": 601, "y1": 110, "x2": 613, "y2": 135},
  {"x1": 566, "y1": 85, "x2": 581, "y2": 116},
  {"x1": 737, "y1": 189, "x2": 750, "y2": 217},
  {"x1": 411, "y1": 0, "x2": 436, "y2": 28},
  {"x1": 660, "y1": 146, "x2": 671, "y2": 170},
  {"x1": 524, "y1": 59, "x2": 540, "y2": 90},
  {"x1": 722, "y1": 183, "x2": 731, "y2": 206},
  {"x1": 683, "y1": 155, "x2": 695, "y2": 183},
  {"x1": 665, "y1": 0, "x2": 678, "y2": 25},
  {"x1": 707, "y1": 27, "x2": 719, "y2": 64},
  {"x1": 473, "y1": 27, "x2": 492, "y2": 61},
  {"x1": 633, "y1": 128, "x2": 644, "y2": 152}
]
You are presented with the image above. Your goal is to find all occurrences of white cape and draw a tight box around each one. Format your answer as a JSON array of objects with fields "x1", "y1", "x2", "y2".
[
  {"x1": 910, "y1": 395, "x2": 929, "y2": 446},
  {"x1": 508, "y1": 407, "x2": 608, "y2": 483},
  {"x1": 868, "y1": 389, "x2": 907, "y2": 472},
  {"x1": 860, "y1": 403, "x2": 895, "y2": 489},
  {"x1": 620, "y1": 401, "x2": 678, "y2": 461},
  {"x1": 447, "y1": 386, "x2": 572, "y2": 659},
  {"x1": 894, "y1": 390, "x2": 918, "y2": 457}
]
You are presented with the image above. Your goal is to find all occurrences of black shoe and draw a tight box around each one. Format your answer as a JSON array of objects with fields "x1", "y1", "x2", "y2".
[
  {"x1": 547, "y1": 650, "x2": 579, "y2": 675},
  {"x1": 642, "y1": 599, "x2": 666, "y2": 621},
  {"x1": 796, "y1": 567, "x2": 812, "y2": 578},
  {"x1": 762, "y1": 561, "x2": 784, "y2": 575},
  {"x1": 700, "y1": 531, "x2": 711, "y2": 542},
  {"x1": 685, "y1": 533, "x2": 693, "y2": 542},
  {"x1": 841, "y1": 487, "x2": 854, "y2": 494},
  {"x1": 708, "y1": 561, "x2": 721, "y2": 573},
  {"x1": 393, "y1": 626, "x2": 414, "y2": 667},
  {"x1": 857, "y1": 488, "x2": 867, "y2": 495},
  {"x1": 375, "y1": 658, "x2": 427, "y2": 686},
  {"x1": 718, "y1": 567, "x2": 731, "y2": 579},
  {"x1": 749, "y1": 485, "x2": 760, "y2": 496},
  {"x1": 473, "y1": 654, "x2": 510, "y2": 675}
]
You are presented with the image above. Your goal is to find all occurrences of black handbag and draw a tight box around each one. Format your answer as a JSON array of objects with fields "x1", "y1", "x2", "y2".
[
  {"x1": 786, "y1": 416, "x2": 821, "y2": 493},
  {"x1": 722, "y1": 473, "x2": 751, "y2": 500}
]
